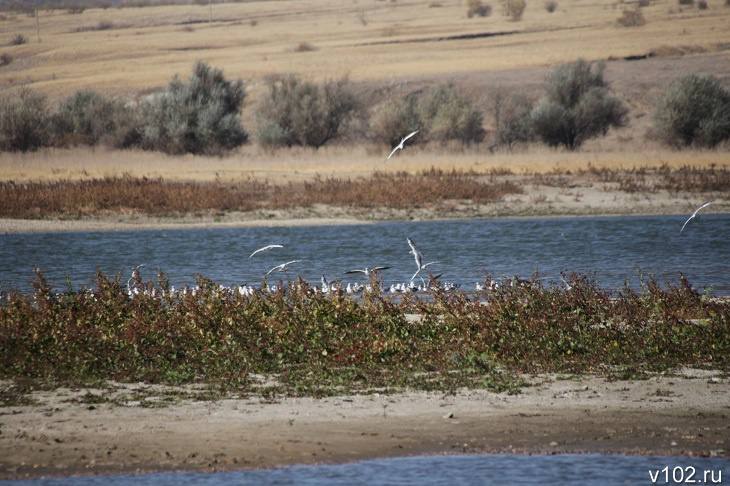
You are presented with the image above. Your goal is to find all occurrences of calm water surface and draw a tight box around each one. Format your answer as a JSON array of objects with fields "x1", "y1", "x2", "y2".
[
  {"x1": 7, "y1": 454, "x2": 730, "y2": 485},
  {"x1": 1, "y1": 214, "x2": 728, "y2": 293}
]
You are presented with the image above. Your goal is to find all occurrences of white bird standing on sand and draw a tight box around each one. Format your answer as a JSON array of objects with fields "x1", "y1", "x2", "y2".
[
  {"x1": 407, "y1": 237, "x2": 438, "y2": 282},
  {"x1": 249, "y1": 244, "x2": 284, "y2": 258},
  {"x1": 387, "y1": 130, "x2": 419, "y2": 160},
  {"x1": 345, "y1": 266, "x2": 391, "y2": 277},
  {"x1": 265, "y1": 260, "x2": 301, "y2": 277},
  {"x1": 680, "y1": 201, "x2": 713, "y2": 234}
]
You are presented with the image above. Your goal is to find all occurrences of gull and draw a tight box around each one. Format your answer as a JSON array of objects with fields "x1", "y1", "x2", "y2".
[
  {"x1": 345, "y1": 266, "x2": 390, "y2": 276},
  {"x1": 407, "y1": 237, "x2": 439, "y2": 281},
  {"x1": 250, "y1": 244, "x2": 284, "y2": 258},
  {"x1": 265, "y1": 260, "x2": 301, "y2": 277},
  {"x1": 680, "y1": 201, "x2": 712, "y2": 234},
  {"x1": 127, "y1": 264, "x2": 144, "y2": 293},
  {"x1": 387, "y1": 130, "x2": 419, "y2": 160}
]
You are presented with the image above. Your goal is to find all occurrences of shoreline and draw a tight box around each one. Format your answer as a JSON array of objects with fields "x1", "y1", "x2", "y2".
[
  {"x1": 1, "y1": 208, "x2": 728, "y2": 235},
  {"x1": 2, "y1": 370, "x2": 728, "y2": 480}
]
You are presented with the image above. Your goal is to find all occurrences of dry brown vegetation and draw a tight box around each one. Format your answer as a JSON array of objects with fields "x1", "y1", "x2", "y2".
[
  {"x1": 2, "y1": 165, "x2": 728, "y2": 220},
  {"x1": 0, "y1": 169, "x2": 522, "y2": 219},
  {"x1": 530, "y1": 164, "x2": 730, "y2": 192}
]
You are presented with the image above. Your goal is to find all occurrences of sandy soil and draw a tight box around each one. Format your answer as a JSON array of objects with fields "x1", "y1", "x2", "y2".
[
  {"x1": 1, "y1": 370, "x2": 728, "y2": 480},
  {"x1": 1, "y1": 181, "x2": 727, "y2": 234}
]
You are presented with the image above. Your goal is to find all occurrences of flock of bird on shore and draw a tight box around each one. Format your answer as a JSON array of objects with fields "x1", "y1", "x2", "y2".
[
  {"x1": 122, "y1": 197, "x2": 713, "y2": 299},
  {"x1": 126, "y1": 236, "x2": 463, "y2": 299}
]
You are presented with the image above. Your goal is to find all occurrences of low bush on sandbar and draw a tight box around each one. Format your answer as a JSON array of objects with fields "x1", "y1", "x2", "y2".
[{"x1": 0, "y1": 271, "x2": 727, "y2": 396}]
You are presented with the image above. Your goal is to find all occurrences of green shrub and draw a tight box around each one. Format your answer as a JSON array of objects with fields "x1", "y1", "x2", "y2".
[
  {"x1": 653, "y1": 74, "x2": 730, "y2": 148},
  {"x1": 256, "y1": 75, "x2": 358, "y2": 148},
  {"x1": 492, "y1": 91, "x2": 535, "y2": 149},
  {"x1": 531, "y1": 59, "x2": 627, "y2": 150},
  {"x1": 467, "y1": 0, "x2": 493, "y2": 17},
  {"x1": 505, "y1": 0, "x2": 526, "y2": 20},
  {"x1": 0, "y1": 88, "x2": 52, "y2": 152},
  {"x1": 370, "y1": 95, "x2": 420, "y2": 146},
  {"x1": 52, "y1": 90, "x2": 138, "y2": 147},
  {"x1": 140, "y1": 61, "x2": 247, "y2": 155},
  {"x1": 417, "y1": 84, "x2": 485, "y2": 144}
]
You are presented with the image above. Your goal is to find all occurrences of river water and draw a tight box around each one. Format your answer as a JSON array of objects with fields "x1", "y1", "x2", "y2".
[
  {"x1": 7, "y1": 454, "x2": 729, "y2": 485},
  {"x1": 1, "y1": 214, "x2": 728, "y2": 293}
]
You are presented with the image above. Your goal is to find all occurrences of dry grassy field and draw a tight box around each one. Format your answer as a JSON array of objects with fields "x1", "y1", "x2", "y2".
[{"x1": 1, "y1": 0, "x2": 729, "y2": 97}]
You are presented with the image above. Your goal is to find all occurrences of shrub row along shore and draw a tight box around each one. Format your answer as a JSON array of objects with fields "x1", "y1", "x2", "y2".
[
  {"x1": 1, "y1": 60, "x2": 729, "y2": 155},
  {"x1": 1, "y1": 271, "x2": 728, "y2": 397},
  {"x1": 1, "y1": 165, "x2": 728, "y2": 219}
]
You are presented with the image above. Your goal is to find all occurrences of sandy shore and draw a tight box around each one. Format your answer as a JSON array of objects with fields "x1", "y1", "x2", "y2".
[
  {"x1": 1, "y1": 369, "x2": 728, "y2": 480},
  {"x1": 1, "y1": 184, "x2": 728, "y2": 234}
]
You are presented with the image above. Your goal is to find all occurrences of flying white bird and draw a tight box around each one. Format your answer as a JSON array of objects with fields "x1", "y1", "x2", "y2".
[
  {"x1": 407, "y1": 237, "x2": 439, "y2": 281},
  {"x1": 345, "y1": 266, "x2": 391, "y2": 276},
  {"x1": 680, "y1": 201, "x2": 713, "y2": 234},
  {"x1": 249, "y1": 244, "x2": 284, "y2": 258},
  {"x1": 387, "y1": 130, "x2": 419, "y2": 160},
  {"x1": 265, "y1": 260, "x2": 301, "y2": 277}
]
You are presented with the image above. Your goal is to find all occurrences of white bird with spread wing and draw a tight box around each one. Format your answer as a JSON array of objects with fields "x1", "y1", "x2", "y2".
[
  {"x1": 407, "y1": 237, "x2": 438, "y2": 282},
  {"x1": 265, "y1": 260, "x2": 301, "y2": 277},
  {"x1": 680, "y1": 201, "x2": 713, "y2": 234},
  {"x1": 345, "y1": 266, "x2": 391, "y2": 277},
  {"x1": 249, "y1": 244, "x2": 284, "y2": 258},
  {"x1": 387, "y1": 130, "x2": 419, "y2": 160}
]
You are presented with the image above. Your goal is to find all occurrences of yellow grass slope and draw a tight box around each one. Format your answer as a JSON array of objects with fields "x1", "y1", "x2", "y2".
[{"x1": 1, "y1": 0, "x2": 729, "y2": 98}]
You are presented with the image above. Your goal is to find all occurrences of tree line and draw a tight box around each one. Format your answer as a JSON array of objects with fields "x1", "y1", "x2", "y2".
[{"x1": 1, "y1": 59, "x2": 728, "y2": 154}]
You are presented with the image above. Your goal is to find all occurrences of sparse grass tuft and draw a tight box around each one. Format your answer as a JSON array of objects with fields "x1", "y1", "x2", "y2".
[
  {"x1": 74, "y1": 20, "x2": 127, "y2": 32},
  {"x1": 0, "y1": 52, "x2": 12, "y2": 66},
  {"x1": 617, "y1": 8, "x2": 646, "y2": 26},
  {"x1": 467, "y1": 0, "x2": 493, "y2": 17},
  {"x1": 545, "y1": 0, "x2": 559, "y2": 12},
  {"x1": 294, "y1": 41, "x2": 317, "y2": 52},
  {"x1": 505, "y1": 0, "x2": 526, "y2": 20},
  {"x1": 9, "y1": 34, "x2": 26, "y2": 45}
]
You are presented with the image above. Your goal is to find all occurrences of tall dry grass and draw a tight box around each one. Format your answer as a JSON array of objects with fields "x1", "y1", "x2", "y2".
[{"x1": 1, "y1": 146, "x2": 728, "y2": 183}]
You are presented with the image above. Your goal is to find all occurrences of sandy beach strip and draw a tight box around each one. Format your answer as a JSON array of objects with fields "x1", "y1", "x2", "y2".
[
  {"x1": 1, "y1": 370, "x2": 728, "y2": 480},
  {"x1": 1, "y1": 195, "x2": 728, "y2": 235}
]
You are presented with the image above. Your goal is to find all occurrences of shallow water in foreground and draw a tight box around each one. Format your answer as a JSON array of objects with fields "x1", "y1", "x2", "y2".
[
  {"x1": 1, "y1": 214, "x2": 729, "y2": 294},
  {"x1": 8, "y1": 454, "x2": 730, "y2": 485}
]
